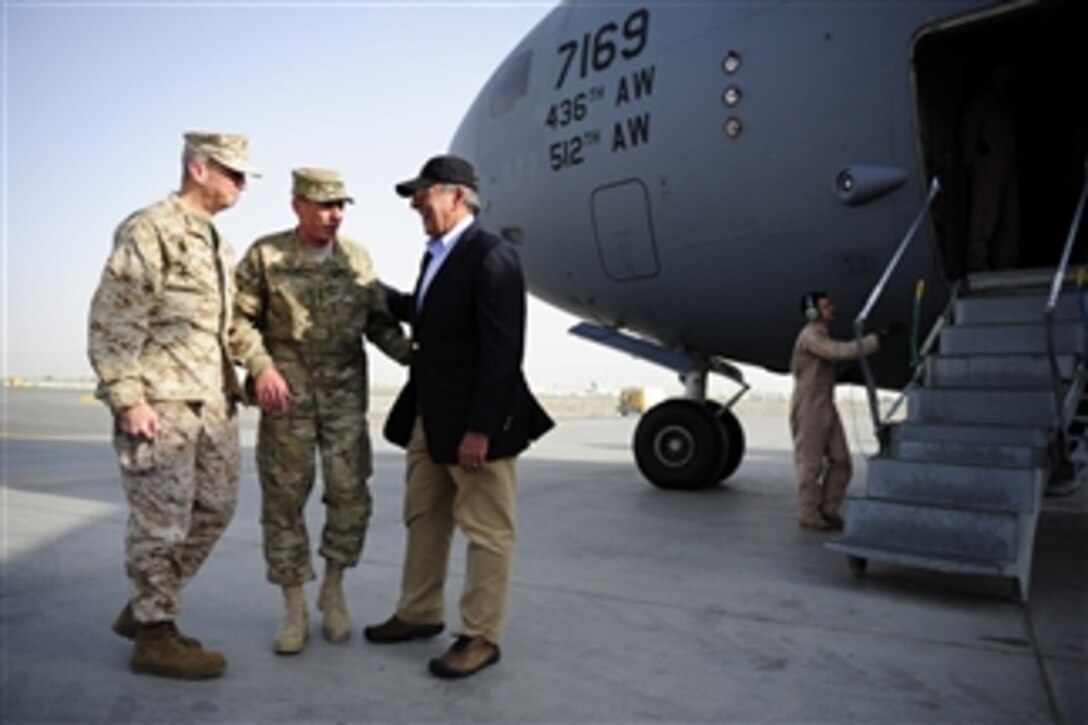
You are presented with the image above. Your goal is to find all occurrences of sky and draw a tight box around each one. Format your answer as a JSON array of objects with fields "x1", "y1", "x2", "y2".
[{"x1": 1, "y1": 0, "x2": 790, "y2": 396}]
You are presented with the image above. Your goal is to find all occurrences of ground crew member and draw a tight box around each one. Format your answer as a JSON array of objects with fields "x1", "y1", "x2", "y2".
[
  {"x1": 789, "y1": 291, "x2": 894, "y2": 531},
  {"x1": 231, "y1": 168, "x2": 411, "y2": 654},
  {"x1": 89, "y1": 131, "x2": 258, "y2": 679}
]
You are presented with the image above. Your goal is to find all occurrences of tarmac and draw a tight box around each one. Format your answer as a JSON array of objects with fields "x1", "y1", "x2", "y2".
[{"x1": 2, "y1": 386, "x2": 1086, "y2": 723}]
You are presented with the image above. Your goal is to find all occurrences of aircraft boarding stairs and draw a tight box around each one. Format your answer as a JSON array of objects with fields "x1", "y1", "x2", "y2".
[{"x1": 826, "y1": 273, "x2": 1087, "y2": 601}]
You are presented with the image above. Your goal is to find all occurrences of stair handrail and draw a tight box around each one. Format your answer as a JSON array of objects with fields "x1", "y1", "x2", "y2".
[
  {"x1": 855, "y1": 177, "x2": 942, "y2": 434},
  {"x1": 881, "y1": 279, "x2": 962, "y2": 425},
  {"x1": 1043, "y1": 157, "x2": 1088, "y2": 452}
]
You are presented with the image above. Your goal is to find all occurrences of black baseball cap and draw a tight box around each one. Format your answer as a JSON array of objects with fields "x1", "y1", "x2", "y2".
[{"x1": 395, "y1": 154, "x2": 478, "y2": 197}]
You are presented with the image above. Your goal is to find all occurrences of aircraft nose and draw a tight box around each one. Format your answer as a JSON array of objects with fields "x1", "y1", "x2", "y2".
[{"x1": 449, "y1": 79, "x2": 485, "y2": 181}]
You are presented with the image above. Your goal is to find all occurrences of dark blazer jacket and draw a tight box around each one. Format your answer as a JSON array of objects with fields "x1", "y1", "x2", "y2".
[{"x1": 384, "y1": 222, "x2": 554, "y2": 464}]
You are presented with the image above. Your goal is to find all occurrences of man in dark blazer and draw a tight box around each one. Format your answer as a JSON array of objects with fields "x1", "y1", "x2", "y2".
[{"x1": 364, "y1": 154, "x2": 554, "y2": 679}]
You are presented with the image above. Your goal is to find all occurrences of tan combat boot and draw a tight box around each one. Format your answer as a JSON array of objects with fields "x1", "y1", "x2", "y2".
[
  {"x1": 273, "y1": 585, "x2": 309, "y2": 655},
  {"x1": 317, "y1": 562, "x2": 351, "y2": 644},
  {"x1": 113, "y1": 602, "x2": 202, "y2": 647},
  {"x1": 130, "y1": 622, "x2": 226, "y2": 679}
]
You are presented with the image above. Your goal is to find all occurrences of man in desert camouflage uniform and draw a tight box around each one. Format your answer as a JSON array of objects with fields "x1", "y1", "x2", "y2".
[
  {"x1": 231, "y1": 168, "x2": 410, "y2": 654},
  {"x1": 88, "y1": 131, "x2": 258, "y2": 679}
]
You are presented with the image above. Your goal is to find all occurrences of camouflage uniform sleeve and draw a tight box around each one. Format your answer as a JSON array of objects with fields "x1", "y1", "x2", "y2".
[
  {"x1": 229, "y1": 242, "x2": 274, "y2": 376},
  {"x1": 363, "y1": 276, "x2": 412, "y2": 365},
  {"x1": 87, "y1": 217, "x2": 162, "y2": 411},
  {"x1": 346, "y1": 243, "x2": 410, "y2": 365}
]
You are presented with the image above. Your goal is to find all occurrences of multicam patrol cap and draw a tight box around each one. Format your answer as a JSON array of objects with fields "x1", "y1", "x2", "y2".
[
  {"x1": 292, "y1": 168, "x2": 355, "y2": 204},
  {"x1": 184, "y1": 131, "x2": 261, "y2": 177}
]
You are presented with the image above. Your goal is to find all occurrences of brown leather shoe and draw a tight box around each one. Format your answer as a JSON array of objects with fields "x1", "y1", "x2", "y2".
[
  {"x1": 429, "y1": 635, "x2": 501, "y2": 679},
  {"x1": 363, "y1": 615, "x2": 444, "y2": 644}
]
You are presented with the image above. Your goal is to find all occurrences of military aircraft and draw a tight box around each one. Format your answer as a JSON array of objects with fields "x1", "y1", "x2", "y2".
[{"x1": 450, "y1": 0, "x2": 1086, "y2": 490}]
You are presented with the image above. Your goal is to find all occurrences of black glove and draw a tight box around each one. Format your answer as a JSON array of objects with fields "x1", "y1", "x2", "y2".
[{"x1": 878, "y1": 321, "x2": 906, "y2": 340}]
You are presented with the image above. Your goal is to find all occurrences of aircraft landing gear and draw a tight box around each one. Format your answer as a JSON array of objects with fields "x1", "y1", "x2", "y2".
[
  {"x1": 634, "y1": 400, "x2": 727, "y2": 490},
  {"x1": 709, "y1": 403, "x2": 746, "y2": 482},
  {"x1": 567, "y1": 326, "x2": 752, "y2": 490},
  {"x1": 633, "y1": 363, "x2": 749, "y2": 490}
]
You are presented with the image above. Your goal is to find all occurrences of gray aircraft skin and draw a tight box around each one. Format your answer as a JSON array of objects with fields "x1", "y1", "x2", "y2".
[{"x1": 450, "y1": 0, "x2": 1086, "y2": 488}]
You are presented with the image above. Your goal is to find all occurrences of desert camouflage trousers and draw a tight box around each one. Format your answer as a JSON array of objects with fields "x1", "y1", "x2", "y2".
[
  {"x1": 113, "y1": 398, "x2": 240, "y2": 623},
  {"x1": 256, "y1": 393, "x2": 373, "y2": 585}
]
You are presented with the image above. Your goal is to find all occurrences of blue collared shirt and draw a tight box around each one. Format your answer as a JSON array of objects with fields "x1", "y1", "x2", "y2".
[{"x1": 417, "y1": 214, "x2": 475, "y2": 308}]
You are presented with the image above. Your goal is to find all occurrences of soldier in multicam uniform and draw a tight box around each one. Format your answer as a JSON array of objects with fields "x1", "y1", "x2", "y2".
[
  {"x1": 88, "y1": 131, "x2": 259, "y2": 679},
  {"x1": 231, "y1": 168, "x2": 411, "y2": 654}
]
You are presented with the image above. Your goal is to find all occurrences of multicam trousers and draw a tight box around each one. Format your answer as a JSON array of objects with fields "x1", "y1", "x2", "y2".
[{"x1": 256, "y1": 390, "x2": 373, "y2": 585}]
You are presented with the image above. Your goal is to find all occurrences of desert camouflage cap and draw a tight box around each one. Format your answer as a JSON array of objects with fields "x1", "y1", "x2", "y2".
[
  {"x1": 292, "y1": 168, "x2": 354, "y2": 204},
  {"x1": 184, "y1": 131, "x2": 261, "y2": 177}
]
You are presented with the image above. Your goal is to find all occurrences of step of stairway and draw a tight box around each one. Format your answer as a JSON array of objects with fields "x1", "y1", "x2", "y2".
[
  {"x1": 889, "y1": 437, "x2": 1050, "y2": 468},
  {"x1": 838, "y1": 499, "x2": 1019, "y2": 563},
  {"x1": 939, "y1": 321, "x2": 1085, "y2": 355},
  {"x1": 955, "y1": 293, "x2": 1082, "y2": 325},
  {"x1": 867, "y1": 458, "x2": 1044, "y2": 512},
  {"x1": 907, "y1": 388, "x2": 1056, "y2": 426},
  {"x1": 889, "y1": 421, "x2": 1050, "y2": 447},
  {"x1": 924, "y1": 353, "x2": 1077, "y2": 387},
  {"x1": 824, "y1": 538, "x2": 1014, "y2": 577}
]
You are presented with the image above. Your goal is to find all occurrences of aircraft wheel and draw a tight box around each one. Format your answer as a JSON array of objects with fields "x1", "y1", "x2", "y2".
[
  {"x1": 715, "y1": 406, "x2": 746, "y2": 482},
  {"x1": 702, "y1": 402, "x2": 747, "y2": 482},
  {"x1": 633, "y1": 399, "x2": 727, "y2": 490}
]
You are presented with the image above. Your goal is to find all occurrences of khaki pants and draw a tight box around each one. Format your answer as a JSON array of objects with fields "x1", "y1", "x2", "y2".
[
  {"x1": 395, "y1": 418, "x2": 517, "y2": 644},
  {"x1": 114, "y1": 398, "x2": 240, "y2": 623},
  {"x1": 792, "y1": 407, "x2": 852, "y2": 519}
]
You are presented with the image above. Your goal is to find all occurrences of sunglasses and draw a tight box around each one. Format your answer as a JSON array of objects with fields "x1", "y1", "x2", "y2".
[{"x1": 210, "y1": 159, "x2": 245, "y2": 186}]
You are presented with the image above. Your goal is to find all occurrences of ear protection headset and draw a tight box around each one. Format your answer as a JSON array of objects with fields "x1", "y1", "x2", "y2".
[{"x1": 802, "y1": 292, "x2": 822, "y2": 321}]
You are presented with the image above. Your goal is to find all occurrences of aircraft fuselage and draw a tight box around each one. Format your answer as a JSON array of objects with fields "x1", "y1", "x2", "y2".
[
  {"x1": 451, "y1": 1, "x2": 1006, "y2": 386},
  {"x1": 451, "y1": 0, "x2": 1085, "y2": 489}
]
